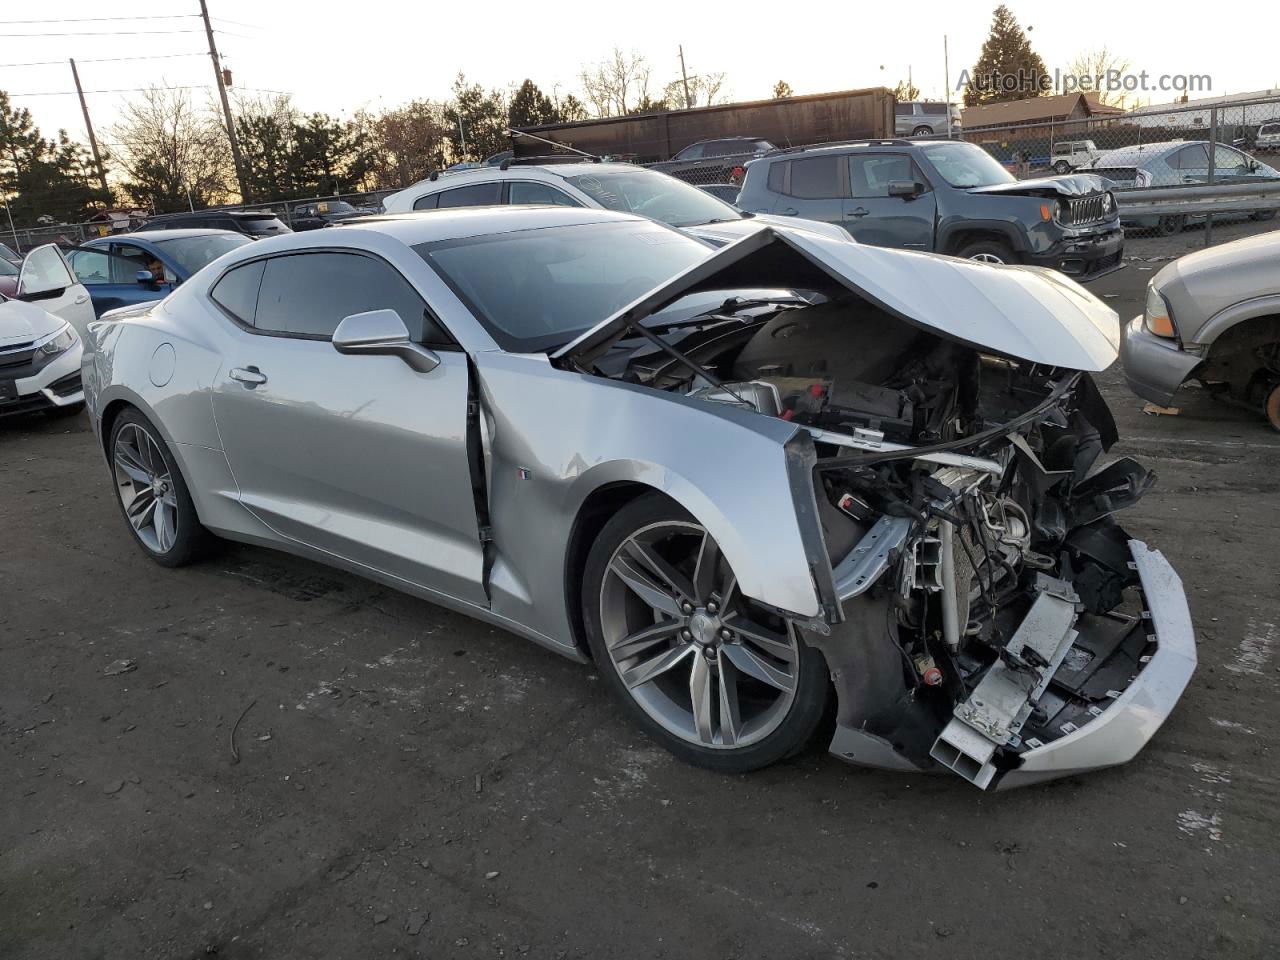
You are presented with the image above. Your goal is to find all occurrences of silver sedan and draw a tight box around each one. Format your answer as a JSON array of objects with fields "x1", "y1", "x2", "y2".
[{"x1": 82, "y1": 206, "x2": 1196, "y2": 789}]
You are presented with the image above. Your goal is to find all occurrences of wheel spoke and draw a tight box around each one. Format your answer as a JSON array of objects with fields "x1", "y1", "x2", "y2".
[
  {"x1": 621, "y1": 642, "x2": 694, "y2": 689},
  {"x1": 724, "y1": 614, "x2": 796, "y2": 663},
  {"x1": 126, "y1": 492, "x2": 157, "y2": 532},
  {"x1": 113, "y1": 446, "x2": 150, "y2": 484},
  {"x1": 610, "y1": 620, "x2": 681, "y2": 659},
  {"x1": 723, "y1": 643, "x2": 795, "y2": 693},
  {"x1": 622, "y1": 537, "x2": 696, "y2": 604},
  {"x1": 154, "y1": 501, "x2": 171, "y2": 552},
  {"x1": 691, "y1": 530, "x2": 720, "y2": 603},
  {"x1": 717, "y1": 659, "x2": 742, "y2": 746},
  {"x1": 689, "y1": 653, "x2": 715, "y2": 744},
  {"x1": 609, "y1": 554, "x2": 683, "y2": 619}
]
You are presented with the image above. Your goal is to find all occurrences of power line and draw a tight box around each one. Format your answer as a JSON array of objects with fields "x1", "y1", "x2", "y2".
[
  {"x1": 0, "y1": 14, "x2": 198, "y2": 24},
  {"x1": 8, "y1": 85, "x2": 291, "y2": 98},
  {"x1": 0, "y1": 52, "x2": 209, "y2": 68},
  {"x1": 0, "y1": 28, "x2": 248, "y2": 38}
]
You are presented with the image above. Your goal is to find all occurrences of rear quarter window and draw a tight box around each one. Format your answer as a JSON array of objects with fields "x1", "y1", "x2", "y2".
[{"x1": 210, "y1": 259, "x2": 266, "y2": 325}]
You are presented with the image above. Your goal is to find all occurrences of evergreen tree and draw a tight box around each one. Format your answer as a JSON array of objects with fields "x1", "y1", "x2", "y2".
[
  {"x1": 0, "y1": 91, "x2": 109, "y2": 224},
  {"x1": 445, "y1": 74, "x2": 508, "y2": 162},
  {"x1": 508, "y1": 80, "x2": 559, "y2": 129},
  {"x1": 963, "y1": 6, "x2": 1049, "y2": 106},
  {"x1": 772, "y1": 80, "x2": 794, "y2": 99}
]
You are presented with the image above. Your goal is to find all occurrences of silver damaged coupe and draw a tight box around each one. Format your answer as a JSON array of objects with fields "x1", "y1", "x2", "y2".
[{"x1": 82, "y1": 206, "x2": 1196, "y2": 790}]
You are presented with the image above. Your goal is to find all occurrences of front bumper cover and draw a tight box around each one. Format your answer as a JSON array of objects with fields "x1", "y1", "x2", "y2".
[
  {"x1": 1119, "y1": 314, "x2": 1203, "y2": 406},
  {"x1": 828, "y1": 539, "x2": 1196, "y2": 789},
  {"x1": 1027, "y1": 226, "x2": 1125, "y2": 283}
]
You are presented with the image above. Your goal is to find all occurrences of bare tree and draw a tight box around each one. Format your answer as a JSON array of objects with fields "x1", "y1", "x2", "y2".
[
  {"x1": 772, "y1": 80, "x2": 794, "y2": 99},
  {"x1": 366, "y1": 99, "x2": 448, "y2": 188},
  {"x1": 579, "y1": 48, "x2": 653, "y2": 117},
  {"x1": 110, "y1": 85, "x2": 232, "y2": 210},
  {"x1": 663, "y1": 72, "x2": 729, "y2": 110},
  {"x1": 1066, "y1": 47, "x2": 1133, "y2": 108}
]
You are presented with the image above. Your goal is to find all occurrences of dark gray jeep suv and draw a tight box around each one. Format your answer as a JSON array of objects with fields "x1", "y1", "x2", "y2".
[{"x1": 737, "y1": 139, "x2": 1124, "y2": 281}]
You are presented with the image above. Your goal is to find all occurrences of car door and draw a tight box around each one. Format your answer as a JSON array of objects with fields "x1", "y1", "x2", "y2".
[
  {"x1": 1169, "y1": 143, "x2": 1210, "y2": 185},
  {"x1": 14, "y1": 244, "x2": 95, "y2": 339},
  {"x1": 768, "y1": 154, "x2": 846, "y2": 225},
  {"x1": 65, "y1": 246, "x2": 166, "y2": 316},
  {"x1": 208, "y1": 249, "x2": 487, "y2": 605},
  {"x1": 843, "y1": 153, "x2": 936, "y2": 249}
]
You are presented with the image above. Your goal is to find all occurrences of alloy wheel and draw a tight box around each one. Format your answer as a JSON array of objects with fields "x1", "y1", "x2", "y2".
[
  {"x1": 969, "y1": 252, "x2": 1006, "y2": 264},
  {"x1": 112, "y1": 422, "x2": 179, "y2": 554},
  {"x1": 598, "y1": 520, "x2": 799, "y2": 749}
]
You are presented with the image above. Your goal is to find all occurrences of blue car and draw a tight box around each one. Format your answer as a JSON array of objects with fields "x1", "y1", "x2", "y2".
[{"x1": 66, "y1": 229, "x2": 251, "y2": 316}]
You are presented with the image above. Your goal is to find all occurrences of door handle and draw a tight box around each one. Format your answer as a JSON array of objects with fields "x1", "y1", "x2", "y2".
[
  {"x1": 849, "y1": 207, "x2": 870, "y2": 218},
  {"x1": 229, "y1": 366, "x2": 268, "y2": 386},
  {"x1": 780, "y1": 207, "x2": 799, "y2": 216},
  {"x1": 74, "y1": 293, "x2": 89, "y2": 304}
]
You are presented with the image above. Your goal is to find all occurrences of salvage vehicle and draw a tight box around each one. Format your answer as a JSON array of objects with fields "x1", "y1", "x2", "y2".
[
  {"x1": 1083, "y1": 140, "x2": 1280, "y2": 234},
  {"x1": 378, "y1": 159, "x2": 849, "y2": 245},
  {"x1": 1, "y1": 246, "x2": 90, "y2": 417},
  {"x1": 1050, "y1": 140, "x2": 1102, "y2": 174},
  {"x1": 737, "y1": 139, "x2": 1125, "y2": 281},
  {"x1": 65, "y1": 229, "x2": 251, "y2": 316},
  {"x1": 81, "y1": 206, "x2": 1195, "y2": 790},
  {"x1": 289, "y1": 200, "x2": 374, "y2": 231},
  {"x1": 1122, "y1": 229, "x2": 1280, "y2": 430}
]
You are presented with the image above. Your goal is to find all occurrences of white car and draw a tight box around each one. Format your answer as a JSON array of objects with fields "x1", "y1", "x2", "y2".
[
  {"x1": 378, "y1": 160, "x2": 851, "y2": 245},
  {"x1": 0, "y1": 244, "x2": 96, "y2": 418}
]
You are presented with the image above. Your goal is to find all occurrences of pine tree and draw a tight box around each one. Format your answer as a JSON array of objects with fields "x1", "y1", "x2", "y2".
[
  {"x1": 508, "y1": 80, "x2": 559, "y2": 129},
  {"x1": 963, "y1": 6, "x2": 1049, "y2": 106},
  {"x1": 0, "y1": 91, "x2": 109, "y2": 223}
]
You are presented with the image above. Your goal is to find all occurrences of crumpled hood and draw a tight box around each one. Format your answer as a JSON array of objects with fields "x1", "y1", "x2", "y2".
[
  {"x1": 0, "y1": 298, "x2": 65, "y2": 348},
  {"x1": 556, "y1": 225, "x2": 1119, "y2": 373},
  {"x1": 968, "y1": 173, "x2": 1108, "y2": 198},
  {"x1": 686, "y1": 214, "x2": 851, "y2": 246}
]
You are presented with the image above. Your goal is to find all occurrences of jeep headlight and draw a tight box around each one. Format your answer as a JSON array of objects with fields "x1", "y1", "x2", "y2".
[
  {"x1": 37, "y1": 323, "x2": 78, "y2": 357},
  {"x1": 1103, "y1": 191, "x2": 1116, "y2": 214},
  {"x1": 1144, "y1": 285, "x2": 1175, "y2": 338}
]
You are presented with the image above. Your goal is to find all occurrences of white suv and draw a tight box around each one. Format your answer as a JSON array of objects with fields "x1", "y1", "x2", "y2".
[{"x1": 378, "y1": 160, "x2": 849, "y2": 245}]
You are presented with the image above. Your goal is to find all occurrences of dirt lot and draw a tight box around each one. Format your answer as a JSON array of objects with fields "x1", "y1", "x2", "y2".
[{"x1": 2, "y1": 226, "x2": 1279, "y2": 960}]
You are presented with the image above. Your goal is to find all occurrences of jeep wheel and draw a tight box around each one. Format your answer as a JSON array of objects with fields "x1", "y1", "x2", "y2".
[
  {"x1": 910, "y1": 125, "x2": 931, "y2": 137},
  {"x1": 1053, "y1": 160, "x2": 1071, "y2": 174},
  {"x1": 957, "y1": 239, "x2": 1016, "y2": 265},
  {"x1": 1157, "y1": 215, "x2": 1186, "y2": 236}
]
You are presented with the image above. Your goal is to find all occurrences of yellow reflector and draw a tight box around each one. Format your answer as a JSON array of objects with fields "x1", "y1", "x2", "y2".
[{"x1": 1040, "y1": 203, "x2": 1052, "y2": 221}]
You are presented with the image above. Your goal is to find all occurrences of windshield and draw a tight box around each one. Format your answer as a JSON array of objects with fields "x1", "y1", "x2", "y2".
[
  {"x1": 0, "y1": 258, "x2": 16, "y2": 277},
  {"x1": 417, "y1": 220, "x2": 713, "y2": 352},
  {"x1": 318, "y1": 201, "x2": 356, "y2": 214},
  {"x1": 154, "y1": 233, "x2": 252, "y2": 275},
  {"x1": 242, "y1": 216, "x2": 290, "y2": 235},
  {"x1": 0, "y1": 242, "x2": 18, "y2": 261},
  {"x1": 921, "y1": 141, "x2": 1017, "y2": 188},
  {"x1": 564, "y1": 170, "x2": 743, "y2": 228}
]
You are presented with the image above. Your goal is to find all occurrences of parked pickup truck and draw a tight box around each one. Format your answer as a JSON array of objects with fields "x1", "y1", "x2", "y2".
[{"x1": 737, "y1": 138, "x2": 1124, "y2": 282}]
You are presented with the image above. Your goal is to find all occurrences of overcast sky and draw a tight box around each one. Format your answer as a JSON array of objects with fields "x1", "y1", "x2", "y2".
[{"x1": 6, "y1": 0, "x2": 1279, "y2": 145}]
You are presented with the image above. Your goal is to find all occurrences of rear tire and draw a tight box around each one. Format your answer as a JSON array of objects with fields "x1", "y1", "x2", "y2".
[
  {"x1": 910, "y1": 125, "x2": 931, "y2": 137},
  {"x1": 108, "y1": 408, "x2": 212, "y2": 567},
  {"x1": 956, "y1": 238, "x2": 1016, "y2": 265},
  {"x1": 582, "y1": 493, "x2": 830, "y2": 773}
]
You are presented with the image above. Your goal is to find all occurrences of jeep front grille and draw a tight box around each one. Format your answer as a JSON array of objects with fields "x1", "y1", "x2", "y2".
[{"x1": 1063, "y1": 194, "x2": 1109, "y2": 226}]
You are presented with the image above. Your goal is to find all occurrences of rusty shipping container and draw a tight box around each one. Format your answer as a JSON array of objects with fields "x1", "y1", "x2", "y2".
[{"x1": 510, "y1": 87, "x2": 896, "y2": 162}]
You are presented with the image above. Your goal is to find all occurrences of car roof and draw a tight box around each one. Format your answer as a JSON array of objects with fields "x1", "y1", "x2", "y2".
[
  {"x1": 88, "y1": 228, "x2": 244, "y2": 244},
  {"x1": 1092, "y1": 141, "x2": 1197, "y2": 165},
  {"x1": 147, "y1": 209, "x2": 280, "y2": 221},
  {"x1": 332, "y1": 205, "x2": 644, "y2": 246},
  {"x1": 762, "y1": 138, "x2": 923, "y2": 160},
  {"x1": 405, "y1": 161, "x2": 643, "y2": 190}
]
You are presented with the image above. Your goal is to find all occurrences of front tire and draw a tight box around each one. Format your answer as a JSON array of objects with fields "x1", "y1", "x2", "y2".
[
  {"x1": 1053, "y1": 160, "x2": 1071, "y2": 174},
  {"x1": 582, "y1": 494, "x2": 830, "y2": 773},
  {"x1": 109, "y1": 408, "x2": 211, "y2": 566},
  {"x1": 956, "y1": 238, "x2": 1016, "y2": 265}
]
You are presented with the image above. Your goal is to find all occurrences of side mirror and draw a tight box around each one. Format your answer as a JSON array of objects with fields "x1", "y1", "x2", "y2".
[
  {"x1": 887, "y1": 180, "x2": 920, "y2": 199},
  {"x1": 136, "y1": 269, "x2": 157, "y2": 285},
  {"x1": 332, "y1": 309, "x2": 440, "y2": 373}
]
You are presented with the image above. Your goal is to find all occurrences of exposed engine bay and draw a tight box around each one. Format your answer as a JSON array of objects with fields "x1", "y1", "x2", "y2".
[{"x1": 596, "y1": 291, "x2": 1172, "y2": 789}]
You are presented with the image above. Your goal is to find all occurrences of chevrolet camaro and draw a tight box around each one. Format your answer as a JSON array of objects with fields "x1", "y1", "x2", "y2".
[{"x1": 81, "y1": 206, "x2": 1196, "y2": 789}]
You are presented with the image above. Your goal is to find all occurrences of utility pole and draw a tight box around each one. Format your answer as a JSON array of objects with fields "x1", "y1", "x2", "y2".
[
  {"x1": 944, "y1": 35, "x2": 953, "y2": 139},
  {"x1": 69, "y1": 59, "x2": 111, "y2": 202},
  {"x1": 198, "y1": 0, "x2": 249, "y2": 201},
  {"x1": 678, "y1": 46, "x2": 693, "y2": 110}
]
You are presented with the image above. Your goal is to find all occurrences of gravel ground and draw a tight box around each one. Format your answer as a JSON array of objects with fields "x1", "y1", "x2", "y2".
[{"x1": 2, "y1": 228, "x2": 1278, "y2": 960}]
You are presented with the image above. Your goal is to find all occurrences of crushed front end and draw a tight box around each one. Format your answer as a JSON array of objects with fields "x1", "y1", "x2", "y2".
[{"x1": 796, "y1": 364, "x2": 1196, "y2": 789}]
